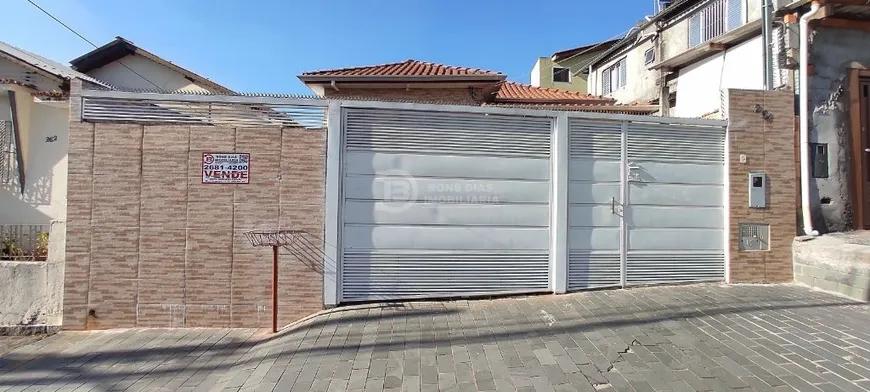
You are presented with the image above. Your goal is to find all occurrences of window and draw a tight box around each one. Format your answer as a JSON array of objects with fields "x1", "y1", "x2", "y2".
[
  {"x1": 601, "y1": 57, "x2": 627, "y2": 95},
  {"x1": 0, "y1": 121, "x2": 13, "y2": 185},
  {"x1": 688, "y1": 0, "x2": 743, "y2": 47},
  {"x1": 644, "y1": 48, "x2": 655, "y2": 65},
  {"x1": 552, "y1": 67, "x2": 570, "y2": 83}
]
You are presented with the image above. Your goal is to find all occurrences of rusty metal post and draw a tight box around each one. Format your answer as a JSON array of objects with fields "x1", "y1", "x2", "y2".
[
  {"x1": 243, "y1": 229, "x2": 302, "y2": 333},
  {"x1": 272, "y1": 245, "x2": 278, "y2": 333}
]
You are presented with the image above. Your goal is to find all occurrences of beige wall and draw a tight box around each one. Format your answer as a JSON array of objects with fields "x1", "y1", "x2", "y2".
[
  {"x1": 531, "y1": 56, "x2": 592, "y2": 93},
  {"x1": 726, "y1": 89, "x2": 795, "y2": 283},
  {"x1": 64, "y1": 122, "x2": 325, "y2": 329},
  {"x1": 661, "y1": 19, "x2": 689, "y2": 61},
  {"x1": 590, "y1": 39, "x2": 658, "y2": 104},
  {"x1": 86, "y1": 54, "x2": 213, "y2": 93}
]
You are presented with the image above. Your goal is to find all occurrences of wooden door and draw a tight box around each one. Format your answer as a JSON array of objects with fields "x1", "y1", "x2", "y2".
[{"x1": 860, "y1": 80, "x2": 870, "y2": 228}]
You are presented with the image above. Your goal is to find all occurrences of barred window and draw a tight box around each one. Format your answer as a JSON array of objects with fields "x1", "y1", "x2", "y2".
[
  {"x1": 601, "y1": 57, "x2": 627, "y2": 95},
  {"x1": 688, "y1": 0, "x2": 744, "y2": 47},
  {"x1": 552, "y1": 67, "x2": 570, "y2": 83},
  {"x1": 0, "y1": 121, "x2": 14, "y2": 185}
]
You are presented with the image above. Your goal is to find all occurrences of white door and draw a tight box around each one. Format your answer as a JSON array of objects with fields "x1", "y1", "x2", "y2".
[
  {"x1": 567, "y1": 119, "x2": 623, "y2": 290},
  {"x1": 625, "y1": 121, "x2": 726, "y2": 285},
  {"x1": 567, "y1": 118, "x2": 726, "y2": 290},
  {"x1": 339, "y1": 108, "x2": 553, "y2": 302}
]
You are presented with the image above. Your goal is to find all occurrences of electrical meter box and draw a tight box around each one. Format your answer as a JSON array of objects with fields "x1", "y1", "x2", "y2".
[{"x1": 749, "y1": 172, "x2": 766, "y2": 208}]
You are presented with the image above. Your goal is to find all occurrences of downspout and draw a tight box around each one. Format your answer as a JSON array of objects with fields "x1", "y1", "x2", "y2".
[
  {"x1": 799, "y1": 1, "x2": 826, "y2": 236},
  {"x1": 762, "y1": 0, "x2": 774, "y2": 89}
]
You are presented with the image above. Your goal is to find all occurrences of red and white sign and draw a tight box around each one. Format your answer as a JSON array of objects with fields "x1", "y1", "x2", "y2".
[{"x1": 202, "y1": 153, "x2": 250, "y2": 184}]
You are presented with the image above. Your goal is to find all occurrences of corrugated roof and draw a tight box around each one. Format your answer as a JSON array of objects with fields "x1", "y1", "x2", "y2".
[
  {"x1": 494, "y1": 82, "x2": 613, "y2": 103},
  {"x1": 0, "y1": 40, "x2": 110, "y2": 88},
  {"x1": 300, "y1": 59, "x2": 504, "y2": 78}
]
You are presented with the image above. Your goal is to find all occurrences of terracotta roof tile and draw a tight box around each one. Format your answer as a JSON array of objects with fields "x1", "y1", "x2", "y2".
[
  {"x1": 494, "y1": 82, "x2": 614, "y2": 103},
  {"x1": 485, "y1": 101, "x2": 660, "y2": 114},
  {"x1": 301, "y1": 59, "x2": 504, "y2": 77}
]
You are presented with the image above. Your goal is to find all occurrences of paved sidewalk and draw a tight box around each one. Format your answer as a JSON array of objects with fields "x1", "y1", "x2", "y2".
[{"x1": 1, "y1": 284, "x2": 869, "y2": 391}]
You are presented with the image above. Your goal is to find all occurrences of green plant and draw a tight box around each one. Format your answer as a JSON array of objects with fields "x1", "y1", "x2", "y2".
[
  {"x1": 33, "y1": 231, "x2": 49, "y2": 260},
  {"x1": 2, "y1": 237, "x2": 24, "y2": 259}
]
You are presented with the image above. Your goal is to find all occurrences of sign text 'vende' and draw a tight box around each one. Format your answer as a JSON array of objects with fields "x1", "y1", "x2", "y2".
[{"x1": 202, "y1": 153, "x2": 250, "y2": 184}]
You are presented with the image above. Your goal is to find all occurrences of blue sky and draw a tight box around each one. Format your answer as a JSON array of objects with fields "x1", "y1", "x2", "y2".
[{"x1": 2, "y1": 0, "x2": 654, "y2": 94}]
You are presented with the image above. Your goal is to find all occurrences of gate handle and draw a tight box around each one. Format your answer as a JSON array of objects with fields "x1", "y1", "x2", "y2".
[{"x1": 611, "y1": 197, "x2": 616, "y2": 214}]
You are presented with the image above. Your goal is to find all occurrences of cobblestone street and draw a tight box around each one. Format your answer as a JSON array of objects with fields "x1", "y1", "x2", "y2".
[{"x1": 1, "y1": 284, "x2": 869, "y2": 391}]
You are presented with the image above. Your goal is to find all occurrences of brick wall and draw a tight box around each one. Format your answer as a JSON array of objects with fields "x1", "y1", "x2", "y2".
[
  {"x1": 63, "y1": 123, "x2": 325, "y2": 329},
  {"x1": 323, "y1": 87, "x2": 481, "y2": 104},
  {"x1": 726, "y1": 89, "x2": 796, "y2": 283}
]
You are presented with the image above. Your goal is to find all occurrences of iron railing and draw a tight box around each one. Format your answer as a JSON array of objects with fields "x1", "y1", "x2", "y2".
[
  {"x1": 0, "y1": 121, "x2": 13, "y2": 184},
  {"x1": 0, "y1": 224, "x2": 49, "y2": 260},
  {"x1": 689, "y1": 0, "x2": 743, "y2": 47}
]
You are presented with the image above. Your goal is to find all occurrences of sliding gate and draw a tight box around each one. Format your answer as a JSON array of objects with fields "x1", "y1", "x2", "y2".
[{"x1": 568, "y1": 118, "x2": 726, "y2": 290}]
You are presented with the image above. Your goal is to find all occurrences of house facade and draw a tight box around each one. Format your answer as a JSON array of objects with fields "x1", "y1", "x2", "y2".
[
  {"x1": 770, "y1": 1, "x2": 870, "y2": 233},
  {"x1": 298, "y1": 59, "x2": 660, "y2": 114},
  {"x1": 1, "y1": 37, "x2": 231, "y2": 244},
  {"x1": 583, "y1": 0, "x2": 870, "y2": 236},
  {"x1": 587, "y1": 0, "x2": 765, "y2": 117},
  {"x1": 530, "y1": 39, "x2": 619, "y2": 93},
  {"x1": 0, "y1": 41, "x2": 110, "y2": 229}
]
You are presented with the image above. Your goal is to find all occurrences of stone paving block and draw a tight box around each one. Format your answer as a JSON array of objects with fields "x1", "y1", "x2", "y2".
[
  {"x1": 7, "y1": 285, "x2": 870, "y2": 391},
  {"x1": 815, "y1": 382, "x2": 849, "y2": 392}
]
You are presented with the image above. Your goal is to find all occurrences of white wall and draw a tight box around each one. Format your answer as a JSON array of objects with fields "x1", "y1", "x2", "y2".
[
  {"x1": 530, "y1": 58, "x2": 542, "y2": 87},
  {"x1": 675, "y1": 36, "x2": 763, "y2": 118},
  {"x1": 87, "y1": 53, "x2": 212, "y2": 93},
  {"x1": 0, "y1": 221, "x2": 65, "y2": 326},
  {"x1": 0, "y1": 94, "x2": 68, "y2": 224}
]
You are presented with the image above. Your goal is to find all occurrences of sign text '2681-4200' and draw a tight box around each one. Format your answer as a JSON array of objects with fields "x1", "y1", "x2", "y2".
[{"x1": 202, "y1": 153, "x2": 250, "y2": 184}]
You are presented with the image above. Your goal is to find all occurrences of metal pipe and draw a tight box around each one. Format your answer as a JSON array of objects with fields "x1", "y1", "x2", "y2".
[
  {"x1": 762, "y1": 0, "x2": 774, "y2": 89},
  {"x1": 272, "y1": 245, "x2": 278, "y2": 333},
  {"x1": 799, "y1": 1, "x2": 825, "y2": 236}
]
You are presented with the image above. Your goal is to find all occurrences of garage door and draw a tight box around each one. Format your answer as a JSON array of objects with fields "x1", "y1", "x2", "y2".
[
  {"x1": 567, "y1": 119, "x2": 725, "y2": 290},
  {"x1": 340, "y1": 108, "x2": 552, "y2": 302}
]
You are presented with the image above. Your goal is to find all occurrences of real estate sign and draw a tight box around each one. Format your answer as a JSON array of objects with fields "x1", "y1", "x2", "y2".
[{"x1": 202, "y1": 152, "x2": 250, "y2": 184}]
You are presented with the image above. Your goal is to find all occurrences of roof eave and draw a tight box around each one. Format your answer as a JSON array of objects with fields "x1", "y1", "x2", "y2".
[
  {"x1": 298, "y1": 74, "x2": 507, "y2": 83},
  {"x1": 494, "y1": 98, "x2": 616, "y2": 104},
  {"x1": 70, "y1": 37, "x2": 233, "y2": 94},
  {"x1": 588, "y1": 0, "x2": 702, "y2": 69},
  {"x1": 551, "y1": 39, "x2": 620, "y2": 62},
  {"x1": 70, "y1": 38, "x2": 136, "y2": 72},
  {"x1": 0, "y1": 51, "x2": 65, "y2": 84}
]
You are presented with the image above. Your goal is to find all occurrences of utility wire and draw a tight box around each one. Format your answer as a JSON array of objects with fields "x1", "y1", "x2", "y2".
[
  {"x1": 25, "y1": 0, "x2": 220, "y2": 123},
  {"x1": 26, "y1": 0, "x2": 99, "y2": 48},
  {"x1": 26, "y1": 0, "x2": 167, "y2": 91}
]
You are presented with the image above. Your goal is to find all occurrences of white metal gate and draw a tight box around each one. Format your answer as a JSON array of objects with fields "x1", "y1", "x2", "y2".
[
  {"x1": 339, "y1": 108, "x2": 552, "y2": 302},
  {"x1": 567, "y1": 119, "x2": 726, "y2": 290},
  {"x1": 75, "y1": 88, "x2": 728, "y2": 305}
]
